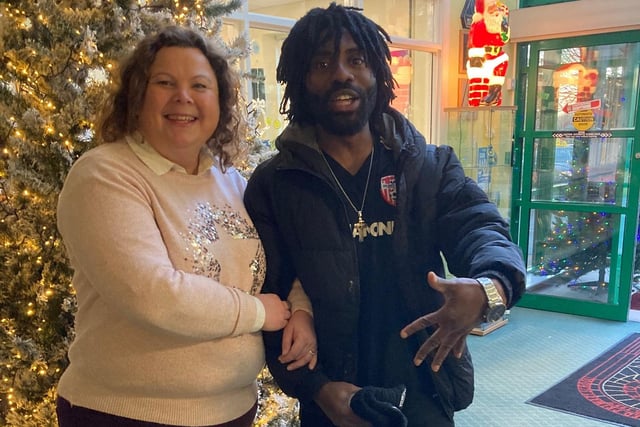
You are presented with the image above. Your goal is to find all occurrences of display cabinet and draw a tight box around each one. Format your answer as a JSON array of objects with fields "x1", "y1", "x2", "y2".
[{"x1": 444, "y1": 106, "x2": 517, "y2": 221}]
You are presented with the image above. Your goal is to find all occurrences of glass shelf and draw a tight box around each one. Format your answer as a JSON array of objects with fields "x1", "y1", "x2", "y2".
[{"x1": 444, "y1": 106, "x2": 516, "y2": 221}]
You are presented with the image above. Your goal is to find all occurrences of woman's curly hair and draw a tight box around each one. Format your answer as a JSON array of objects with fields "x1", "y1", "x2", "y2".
[{"x1": 98, "y1": 25, "x2": 247, "y2": 170}]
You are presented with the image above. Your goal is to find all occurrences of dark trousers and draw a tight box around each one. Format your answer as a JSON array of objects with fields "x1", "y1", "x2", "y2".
[{"x1": 56, "y1": 396, "x2": 257, "y2": 427}]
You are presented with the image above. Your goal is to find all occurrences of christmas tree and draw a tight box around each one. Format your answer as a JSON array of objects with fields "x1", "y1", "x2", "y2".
[
  {"x1": 0, "y1": 1, "x2": 294, "y2": 425},
  {"x1": 532, "y1": 139, "x2": 613, "y2": 289}
]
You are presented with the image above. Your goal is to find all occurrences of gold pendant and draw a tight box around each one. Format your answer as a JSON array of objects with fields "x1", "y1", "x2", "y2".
[{"x1": 354, "y1": 211, "x2": 367, "y2": 242}]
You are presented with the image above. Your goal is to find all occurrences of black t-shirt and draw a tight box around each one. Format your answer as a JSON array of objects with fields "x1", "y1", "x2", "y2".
[{"x1": 323, "y1": 144, "x2": 437, "y2": 422}]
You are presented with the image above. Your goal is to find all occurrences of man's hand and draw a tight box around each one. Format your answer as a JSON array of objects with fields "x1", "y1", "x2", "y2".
[
  {"x1": 315, "y1": 382, "x2": 371, "y2": 427},
  {"x1": 400, "y1": 272, "x2": 489, "y2": 372},
  {"x1": 279, "y1": 310, "x2": 318, "y2": 370}
]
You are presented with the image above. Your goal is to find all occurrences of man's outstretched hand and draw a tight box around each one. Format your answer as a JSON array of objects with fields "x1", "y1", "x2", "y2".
[{"x1": 400, "y1": 272, "x2": 488, "y2": 372}]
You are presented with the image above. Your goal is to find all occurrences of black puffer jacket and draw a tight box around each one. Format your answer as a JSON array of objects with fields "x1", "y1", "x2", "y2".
[{"x1": 244, "y1": 110, "x2": 526, "y2": 421}]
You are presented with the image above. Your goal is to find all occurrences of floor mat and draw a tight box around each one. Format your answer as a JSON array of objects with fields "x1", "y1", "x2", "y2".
[{"x1": 528, "y1": 333, "x2": 640, "y2": 426}]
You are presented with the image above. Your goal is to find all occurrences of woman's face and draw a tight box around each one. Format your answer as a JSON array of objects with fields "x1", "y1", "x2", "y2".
[{"x1": 138, "y1": 46, "x2": 220, "y2": 173}]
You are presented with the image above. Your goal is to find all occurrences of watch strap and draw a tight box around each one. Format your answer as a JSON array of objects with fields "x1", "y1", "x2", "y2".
[{"x1": 476, "y1": 277, "x2": 505, "y2": 321}]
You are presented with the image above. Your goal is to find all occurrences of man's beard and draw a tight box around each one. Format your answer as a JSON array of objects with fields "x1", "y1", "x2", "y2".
[{"x1": 304, "y1": 83, "x2": 377, "y2": 136}]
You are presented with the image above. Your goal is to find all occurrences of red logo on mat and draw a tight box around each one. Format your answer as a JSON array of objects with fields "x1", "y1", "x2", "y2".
[
  {"x1": 380, "y1": 175, "x2": 396, "y2": 206},
  {"x1": 577, "y1": 336, "x2": 640, "y2": 420}
]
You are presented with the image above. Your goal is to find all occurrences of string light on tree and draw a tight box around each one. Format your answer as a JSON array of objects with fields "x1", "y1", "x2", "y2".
[{"x1": 0, "y1": 1, "x2": 298, "y2": 425}]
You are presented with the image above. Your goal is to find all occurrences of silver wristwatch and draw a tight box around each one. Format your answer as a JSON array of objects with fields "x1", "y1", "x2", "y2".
[{"x1": 476, "y1": 277, "x2": 506, "y2": 323}]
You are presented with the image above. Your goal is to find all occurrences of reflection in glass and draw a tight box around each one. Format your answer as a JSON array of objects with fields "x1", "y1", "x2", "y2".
[
  {"x1": 355, "y1": 0, "x2": 437, "y2": 40},
  {"x1": 445, "y1": 108, "x2": 515, "y2": 220},
  {"x1": 247, "y1": 28, "x2": 288, "y2": 143},
  {"x1": 396, "y1": 50, "x2": 434, "y2": 142},
  {"x1": 535, "y1": 42, "x2": 639, "y2": 131},
  {"x1": 527, "y1": 209, "x2": 619, "y2": 303},
  {"x1": 531, "y1": 137, "x2": 631, "y2": 206}
]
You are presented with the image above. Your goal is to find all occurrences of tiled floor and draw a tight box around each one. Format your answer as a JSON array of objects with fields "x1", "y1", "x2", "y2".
[{"x1": 454, "y1": 307, "x2": 640, "y2": 427}]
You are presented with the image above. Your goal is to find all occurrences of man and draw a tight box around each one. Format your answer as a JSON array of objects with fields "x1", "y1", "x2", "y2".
[{"x1": 244, "y1": 3, "x2": 526, "y2": 426}]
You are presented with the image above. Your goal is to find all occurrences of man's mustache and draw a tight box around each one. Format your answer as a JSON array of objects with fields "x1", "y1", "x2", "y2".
[{"x1": 323, "y1": 82, "x2": 365, "y2": 100}]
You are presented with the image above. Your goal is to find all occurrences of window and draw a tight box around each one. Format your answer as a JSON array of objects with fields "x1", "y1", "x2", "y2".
[{"x1": 224, "y1": 0, "x2": 441, "y2": 143}]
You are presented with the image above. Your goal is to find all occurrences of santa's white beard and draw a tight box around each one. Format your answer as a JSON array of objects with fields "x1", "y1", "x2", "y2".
[{"x1": 485, "y1": 14, "x2": 504, "y2": 34}]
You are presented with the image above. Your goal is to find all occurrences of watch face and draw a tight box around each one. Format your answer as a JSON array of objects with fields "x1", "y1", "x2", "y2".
[{"x1": 486, "y1": 305, "x2": 506, "y2": 322}]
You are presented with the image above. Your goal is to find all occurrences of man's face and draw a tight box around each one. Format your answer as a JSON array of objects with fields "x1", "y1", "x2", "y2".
[{"x1": 304, "y1": 32, "x2": 377, "y2": 136}]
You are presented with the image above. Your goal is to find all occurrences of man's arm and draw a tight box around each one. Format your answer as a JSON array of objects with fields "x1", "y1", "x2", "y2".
[
  {"x1": 401, "y1": 146, "x2": 525, "y2": 371},
  {"x1": 433, "y1": 145, "x2": 526, "y2": 305},
  {"x1": 244, "y1": 169, "x2": 331, "y2": 402}
]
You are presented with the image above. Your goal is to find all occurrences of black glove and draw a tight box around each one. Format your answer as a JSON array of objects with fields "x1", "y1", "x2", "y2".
[{"x1": 349, "y1": 384, "x2": 408, "y2": 427}]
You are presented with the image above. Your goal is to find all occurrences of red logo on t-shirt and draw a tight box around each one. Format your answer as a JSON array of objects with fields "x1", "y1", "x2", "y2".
[{"x1": 380, "y1": 175, "x2": 396, "y2": 206}]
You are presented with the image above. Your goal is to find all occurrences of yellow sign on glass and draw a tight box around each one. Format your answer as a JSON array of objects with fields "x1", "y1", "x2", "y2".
[{"x1": 572, "y1": 109, "x2": 595, "y2": 131}]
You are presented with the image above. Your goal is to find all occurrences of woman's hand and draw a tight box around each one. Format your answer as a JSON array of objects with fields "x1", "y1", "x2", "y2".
[
  {"x1": 257, "y1": 293, "x2": 291, "y2": 331},
  {"x1": 279, "y1": 309, "x2": 317, "y2": 370}
]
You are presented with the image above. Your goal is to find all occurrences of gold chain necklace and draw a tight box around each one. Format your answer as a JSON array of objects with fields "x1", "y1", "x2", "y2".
[{"x1": 320, "y1": 143, "x2": 374, "y2": 242}]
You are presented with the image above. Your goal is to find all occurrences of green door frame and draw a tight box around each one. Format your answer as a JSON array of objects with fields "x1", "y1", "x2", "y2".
[{"x1": 511, "y1": 30, "x2": 640, "y2": 321}]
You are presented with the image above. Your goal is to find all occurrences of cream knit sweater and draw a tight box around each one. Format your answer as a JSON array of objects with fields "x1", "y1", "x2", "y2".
[{"x1": 56, "y1": 137, "x2": 293, "y2": 425}]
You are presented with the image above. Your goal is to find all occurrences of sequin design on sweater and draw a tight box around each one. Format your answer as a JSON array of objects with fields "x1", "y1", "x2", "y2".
[
  {"x1": 249, "y1": 243, "x2": 266, "y2": 296},
  {"x1": 182, "y1": 202, "x2": 265, "y2": 293}
]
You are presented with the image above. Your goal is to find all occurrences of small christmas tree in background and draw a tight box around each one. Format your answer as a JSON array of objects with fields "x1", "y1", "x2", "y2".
[
  {"x1": 533, "y1": 210, "x2": 612, "y2": 281},
  {"x1": 531, "y1": 140, "x2": 613, "y2": 290},
  {"x1": 0, "y1": 1, "x2": 294, "y2": 425}
]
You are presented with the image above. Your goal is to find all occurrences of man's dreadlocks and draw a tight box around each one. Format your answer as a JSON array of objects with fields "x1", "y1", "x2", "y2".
[{"x1": 276, "y1": 2, "x2": 397, "y2": 131}]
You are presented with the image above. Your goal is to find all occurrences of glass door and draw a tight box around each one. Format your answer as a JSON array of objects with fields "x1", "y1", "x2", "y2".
[{"x1": 512, "y1": 31, "x2": 640, "y2": 321}]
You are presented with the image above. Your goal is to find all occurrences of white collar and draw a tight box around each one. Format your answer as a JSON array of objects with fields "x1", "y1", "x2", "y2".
[{"x1": 125, "y1": 133, "x2": 215, "y2": 175}]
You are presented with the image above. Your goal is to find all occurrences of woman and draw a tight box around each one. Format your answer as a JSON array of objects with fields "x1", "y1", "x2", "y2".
[{"x1": 56, "y1": 26, "x2": 315, "y2": 427}]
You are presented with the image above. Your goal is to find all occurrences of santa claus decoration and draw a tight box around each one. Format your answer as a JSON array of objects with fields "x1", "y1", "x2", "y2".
[{"x1": 466, "y1": 0, "x2": 510, "y2": 106}]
